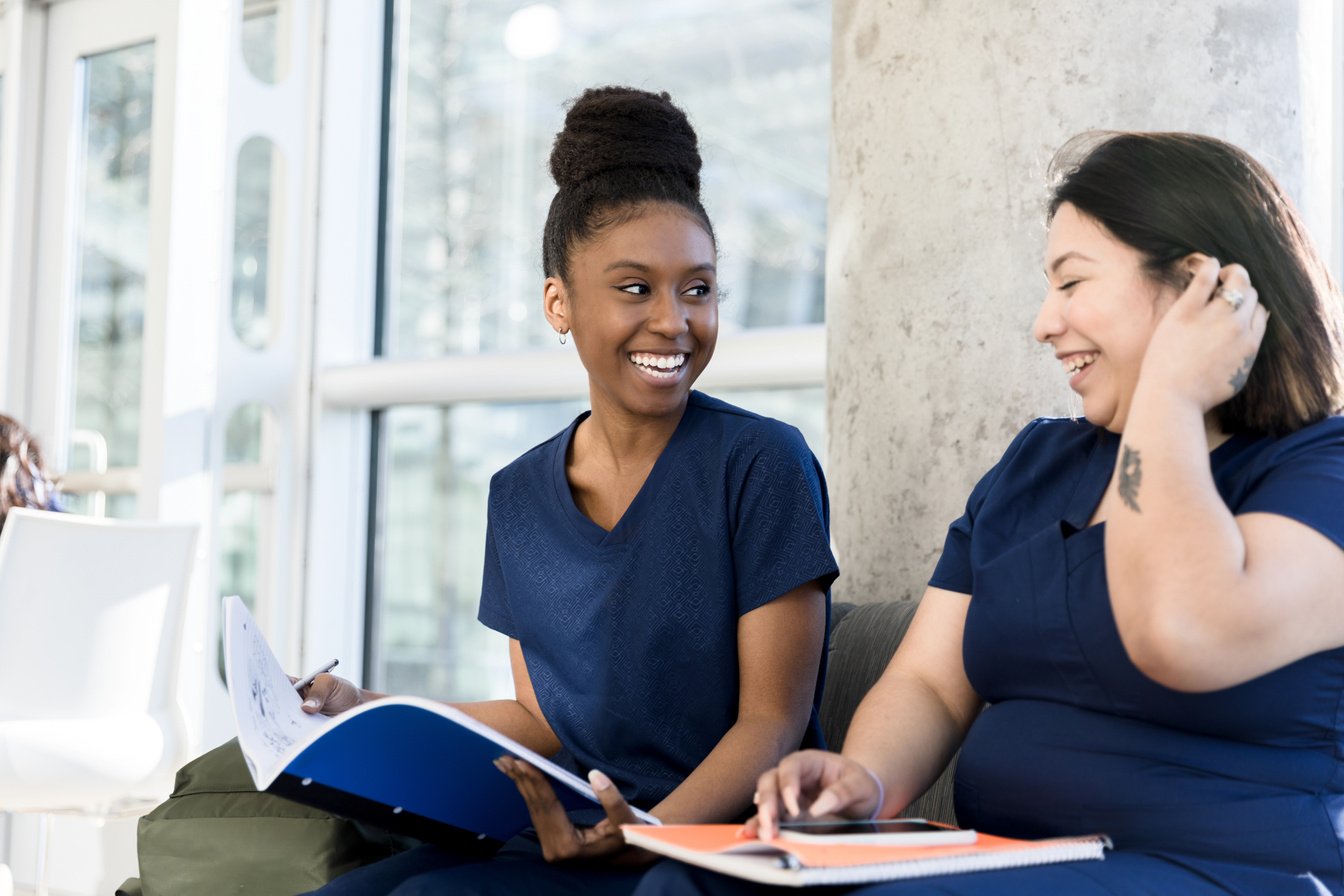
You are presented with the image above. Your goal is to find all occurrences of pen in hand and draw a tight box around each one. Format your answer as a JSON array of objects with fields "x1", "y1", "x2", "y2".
[{"x1": 293, "y1": 658, "x2": 339, "y2": 693}]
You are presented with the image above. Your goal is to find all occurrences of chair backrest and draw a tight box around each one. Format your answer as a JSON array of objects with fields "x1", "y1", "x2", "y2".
[{"x1": 0, "y1": 508, "x2": 198, "y2": 723}]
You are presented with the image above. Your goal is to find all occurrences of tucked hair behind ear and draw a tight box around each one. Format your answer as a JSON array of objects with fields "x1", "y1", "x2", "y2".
[
  {"x1": 1048, "y1": 131, "x2": 1344, "y2": 435},
  {"x1": 542, "y1": 86, "x2": 715, "y2": 281}
]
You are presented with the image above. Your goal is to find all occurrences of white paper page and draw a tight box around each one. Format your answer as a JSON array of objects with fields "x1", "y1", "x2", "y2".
[{"x1": 223, "y1": 594, "x2": 328, "y2": 786}]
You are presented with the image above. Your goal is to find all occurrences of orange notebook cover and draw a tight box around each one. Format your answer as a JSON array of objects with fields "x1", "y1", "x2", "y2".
[{"x1": 621, "y1": 823, "x2": 1110, "y2": 888}]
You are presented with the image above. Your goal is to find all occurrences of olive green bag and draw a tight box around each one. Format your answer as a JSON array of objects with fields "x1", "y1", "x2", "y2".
[{"x1": 117, "y1": 738, "x2": 407, "y2": 896}]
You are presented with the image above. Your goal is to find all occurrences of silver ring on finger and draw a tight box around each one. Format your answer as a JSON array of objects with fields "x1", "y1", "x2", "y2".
[{"x1": 1214, "y1": 284, "x2": 1245, "y2": 311}]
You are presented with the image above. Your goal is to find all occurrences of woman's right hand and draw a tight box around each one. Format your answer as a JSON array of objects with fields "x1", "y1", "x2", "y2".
[
  {"x1": 296, "y1": 673, "x2": 369, "y2": 716},
  {"x1": 747, "y1": 750, "x2": 884, "y2": 840}
]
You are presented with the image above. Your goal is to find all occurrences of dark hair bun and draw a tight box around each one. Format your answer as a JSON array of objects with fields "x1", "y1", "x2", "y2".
[{"x1": 549, "y1": 86, "x2": 701, "y2": 194}]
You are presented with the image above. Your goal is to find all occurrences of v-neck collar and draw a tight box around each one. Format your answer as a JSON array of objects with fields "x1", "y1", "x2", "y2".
[{"x1": 550, "y1": 398, "x2": 697, "y2": 549}]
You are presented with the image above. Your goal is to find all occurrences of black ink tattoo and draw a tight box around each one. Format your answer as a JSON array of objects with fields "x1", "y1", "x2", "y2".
[
  {"x1": 1118, "y1": 445, "x2": 1142, "y2": 513},
  {"x1": 1229, "y1": 353, "x2": 1255, "y2": 393}
]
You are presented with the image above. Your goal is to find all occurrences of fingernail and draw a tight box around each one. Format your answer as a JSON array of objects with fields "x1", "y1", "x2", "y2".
[
  {"x1": 302, "y1": 698, "x2": 319, "y2": 709},
  {"x1": 588, "y1": 769, "x2": 613, "y2": 791},
  {"x1": 809, "y1": 792, "x2": 838, "y2": 817},
  {"x1": 752, "y1": 791, "x2": 760, "y2": 805}
]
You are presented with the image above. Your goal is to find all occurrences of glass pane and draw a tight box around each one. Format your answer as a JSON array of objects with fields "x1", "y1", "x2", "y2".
[
  {"x1": 376, "y1": 400, "x2": 585, "y2": 699},
  {"x1": 241, "y1": 0, "x2": 291, "y2": 84},
  {"x1": 232, "y1": 137, "x2": 285, "y2": 349},
  {"x1": 374, "y1": 388, "x2": 822, "y2": 699},
  {"x1": 384, "y1": 0, "x2": 830, "y2": 358},
  {"x1": 60, "y1": 491, "x2": 137, "y2": 520},
  {"x1": 225, "y1": 401, "x2": 266, "y2": 463},
  {"x1": 220, "y1": 490, "x2": 264, "y2": 613},
  {"x1": 221, "y1": 402, "x2": 274, "y2": 615},
  {"x1": 67, "y1": 42, "x2": 155, "y2": 471},
  {"x1": 218, "y1": 403, "x2": 275, "y2": 682}
]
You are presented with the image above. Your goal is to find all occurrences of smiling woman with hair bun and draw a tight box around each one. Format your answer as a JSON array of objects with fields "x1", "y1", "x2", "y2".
[{"x1": 303, "y1": 86, "x2": 838, "y2": 895}]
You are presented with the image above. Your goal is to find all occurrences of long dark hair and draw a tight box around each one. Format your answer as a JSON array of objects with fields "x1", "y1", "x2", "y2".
[
  {"x1": 541, "y1": 86, "x2": 715, "y2": 282},
  {"x1": 1048, "y1": 131, "x2": 1344, "y2": 435}
]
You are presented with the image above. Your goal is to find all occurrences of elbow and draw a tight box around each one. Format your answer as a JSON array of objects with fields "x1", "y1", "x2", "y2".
[{"x1": 1115, "y1": 607, "x2": 1233, "y2": 693}]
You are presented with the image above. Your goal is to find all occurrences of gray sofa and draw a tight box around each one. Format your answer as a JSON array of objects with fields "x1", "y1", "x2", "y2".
[{"x1": 820, "y1": 600, "x2": 958, "y2": 825}]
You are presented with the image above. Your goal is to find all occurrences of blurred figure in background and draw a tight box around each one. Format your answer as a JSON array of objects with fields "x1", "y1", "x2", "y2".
[{"x1": 0, "y1": 414, "x2": 62, "y2": 530}]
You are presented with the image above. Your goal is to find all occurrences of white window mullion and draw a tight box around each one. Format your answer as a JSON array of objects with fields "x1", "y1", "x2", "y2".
[{"x1": 302, "y1": 0, "x2": 386, "y2": 687}]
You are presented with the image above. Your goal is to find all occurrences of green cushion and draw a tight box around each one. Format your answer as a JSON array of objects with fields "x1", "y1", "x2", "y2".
[{"x1": 131, "y1": 738, "x2": 403, "y2": 896}]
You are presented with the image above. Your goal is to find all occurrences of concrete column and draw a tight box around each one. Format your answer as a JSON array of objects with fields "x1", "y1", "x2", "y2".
[{"x1": 827, "y1": 1, "x2": 1339, "y2": 603}]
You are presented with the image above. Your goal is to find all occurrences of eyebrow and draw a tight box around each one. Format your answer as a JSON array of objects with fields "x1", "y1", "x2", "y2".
[
  {"x1": 1045, "y1": 251, "x2": 1096, "y2": 275},
  {"x1": 603, "y1": 260, "x2": 717, "y2": 275}
]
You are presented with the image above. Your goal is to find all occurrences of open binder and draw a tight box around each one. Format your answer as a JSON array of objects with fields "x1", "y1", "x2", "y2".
[{"x1": 223, "y1": 595, "x2": 657, "y2": 843}]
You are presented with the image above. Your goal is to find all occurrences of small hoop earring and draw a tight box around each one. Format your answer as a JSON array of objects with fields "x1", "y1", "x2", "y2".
[{"x1": 558, "y1": 330, "x2": 568, "y2": 345}]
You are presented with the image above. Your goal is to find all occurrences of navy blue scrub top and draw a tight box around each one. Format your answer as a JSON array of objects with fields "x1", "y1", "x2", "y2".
[{"x1": 931, "y1": 416, "x2": 1344, "y2": 891}]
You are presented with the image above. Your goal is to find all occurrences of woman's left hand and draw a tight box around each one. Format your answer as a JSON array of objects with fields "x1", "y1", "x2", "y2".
[
  {"x1": 1141, "y1": 254, "x2": 1269, "y2": 413},
  {"x1": 494, "y1": 756, "x2": 654, "y2": 865}
]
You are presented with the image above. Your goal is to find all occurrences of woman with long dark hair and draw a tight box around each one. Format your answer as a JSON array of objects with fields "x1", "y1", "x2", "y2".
[{"x1": 642, "y1": 132, "x2": 1344, "y2": 894}]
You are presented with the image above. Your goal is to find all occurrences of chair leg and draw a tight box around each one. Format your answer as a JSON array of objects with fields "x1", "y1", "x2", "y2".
[{"x1": 33, "y1": 814, "x2": 49, "y2": 896}]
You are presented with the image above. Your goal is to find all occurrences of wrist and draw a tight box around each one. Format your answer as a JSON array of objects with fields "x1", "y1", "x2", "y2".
[
  {"x1": 861, "y1": 766, "x2": 886, "y2": 820},
  {"x1": 1131, "y1": 368, "x2": 1213, "y2": 420}
]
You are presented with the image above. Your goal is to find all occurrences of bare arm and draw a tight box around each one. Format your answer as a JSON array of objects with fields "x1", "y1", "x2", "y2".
[
  {"x1": 840, "y1": 587, "x2": 980, "y2": 815},
  {"x1": 650, "y1": 581, "x2": 828, "y2": 823},
  {"x1": 450, "y1": 639, "x2": 563, "y2": 756},
  {"x1": 299, "y1": 639, "x2": 562, "y2": 756},
  {"x1": 1107, "y1": 259, "x2": 1344, "y2": 691},
  {"x1": 498, "y1": 580, "x2": 828, "y2": 863},
  {"x1": 754, "y1": 587, "x2": 981, "y2": 836}
]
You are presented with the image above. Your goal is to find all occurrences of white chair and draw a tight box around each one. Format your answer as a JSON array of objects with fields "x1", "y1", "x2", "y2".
[{"x1": 0, "y1": 508, "x2": 198, "y2": 895}]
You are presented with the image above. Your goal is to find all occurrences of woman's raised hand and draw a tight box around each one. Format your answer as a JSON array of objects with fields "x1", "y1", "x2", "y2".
[
  {"x1": 746, "y1": 749, "x2": 884, "y2": 841},
  {"x1": 1142, "y1": 254, "x2": 1269, "y2": 415}
]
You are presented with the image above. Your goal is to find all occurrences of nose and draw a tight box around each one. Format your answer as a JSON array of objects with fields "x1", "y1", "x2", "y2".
[
  {"x1": 648, "y1": 288, "x2": 690, "y2": 337},
  {"x1": 1032, "y1": 286, "x2": 1065, "y2": 345}
]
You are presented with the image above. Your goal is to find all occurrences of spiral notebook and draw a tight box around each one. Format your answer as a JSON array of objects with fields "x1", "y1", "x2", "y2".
[{"x1": 621, "y1": 823, "x2": 1110, "y2": 887}]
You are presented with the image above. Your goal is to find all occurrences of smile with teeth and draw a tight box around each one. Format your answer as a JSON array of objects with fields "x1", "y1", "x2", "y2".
[
  {"x1": 1063, "y1": 352, "x2": 1098, "y2": 374},
  {"x1": 629, "y1": 351, "x2": 687, "y2": 380}
]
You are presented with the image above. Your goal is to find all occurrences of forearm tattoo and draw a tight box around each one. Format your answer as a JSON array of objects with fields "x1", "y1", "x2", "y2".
[
  {"x1": 1118, "y1": 444, "x2": 1142, "y2": 513},
  {"x1": 1229, "y1": 353, "x2": 1254, "y2": 393}
]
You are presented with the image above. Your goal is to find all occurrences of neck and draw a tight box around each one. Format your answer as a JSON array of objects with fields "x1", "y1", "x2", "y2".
[{"x1": 578, "y1": 394, "x2": 689, "y2": 473}]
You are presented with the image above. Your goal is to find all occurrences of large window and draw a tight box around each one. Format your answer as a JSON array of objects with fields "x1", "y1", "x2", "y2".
[
  {"x1": 60, "y1": 42, "x2": 155, "y2": 519},
  {"x1": 365, "y1": 0, "x2": 832, "y2": 699}
]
